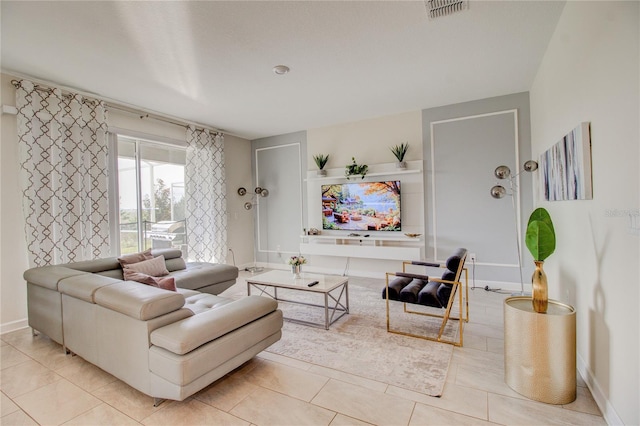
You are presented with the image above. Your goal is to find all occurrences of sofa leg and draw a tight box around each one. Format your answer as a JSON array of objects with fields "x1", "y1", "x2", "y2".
[
  {"x1": 31, "y1": 328, "x2": 39, "y2": 337},
  {"x1": 153, "y1": 398, "x2": 166, "y2": 407}
]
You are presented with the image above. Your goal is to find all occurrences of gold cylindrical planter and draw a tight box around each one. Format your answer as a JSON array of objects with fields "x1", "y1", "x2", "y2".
[{"x1": 504, "y1": 296, "x2": 576, "y2": 404}]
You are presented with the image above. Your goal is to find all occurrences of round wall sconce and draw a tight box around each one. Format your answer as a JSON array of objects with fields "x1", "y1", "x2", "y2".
[
  {"x1": 237, "y1": 187, "x2": 247, "y2": 196},
  {"x1": 254, "y1": 187, "x2": 269, "y2": 197},
  {"x1": 490, "y1": 185, "x2": 507, "y2": 199},
  {"x1": 242, "y1": 186, "x2": 270, "y2": 211},
  {"x1": 489, "y1": 159, "x2": 539, "y2": 295},
  {"x1": 494, "y1": 165, "x2": 511, "y2": 180}
]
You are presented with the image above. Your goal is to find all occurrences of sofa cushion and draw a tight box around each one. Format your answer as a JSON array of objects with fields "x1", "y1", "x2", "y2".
[
  {"x1": 150, "y1": 296, "x2": 278, "y2": 355},
  {"x1": 149, "y1": 310, "x2": 283, "y2": 386},
  {"x1": 123, "y1": 255, "x2": 170, "y2": 278},
  {"x1": 58, "y1": 273, "x2": 121, "y2": 303},
  {"x1": 23, "y1": 266, "x2": 88, "y2": 291},
  {"x1": 149, "y1": 248, "x2": 186, "y2": 273},
  {"x1": 94, "y1": 281, "x2": 185, "y2": 321},
  {"x1": 65, "y1": 257, "x2": 122, "y2": 274},
  {"x1": 151, "y1": 248, "x2": 183, "y2": 261},
  {"x1": 170, "y1": 263, "x2": 238, "y2": 291},
  {"x1": 182, "y1": 293, "x2": 233, "y2": 315}
]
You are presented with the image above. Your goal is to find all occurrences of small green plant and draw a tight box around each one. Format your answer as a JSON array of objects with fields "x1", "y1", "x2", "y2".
[
  {"x1": 313, "y1": 154, "x2": 330, "y2": 170},
  {"x1": 323, "y1": 216, "x2": 339, "y2": 229},
  {"x1": 390, "y1": 142, "x2": 409, "y2": 162},
  {"x1": 345, "y1": 157, "x2": 368, "y2": 180},
  {"x1": 525, "y1": 208, "x2": 556, "y2": 261}
]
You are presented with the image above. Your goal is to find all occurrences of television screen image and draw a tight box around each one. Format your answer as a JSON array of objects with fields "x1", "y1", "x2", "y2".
[{"x1": 322, "y1": 181, "x2": 401, "y2": 231}]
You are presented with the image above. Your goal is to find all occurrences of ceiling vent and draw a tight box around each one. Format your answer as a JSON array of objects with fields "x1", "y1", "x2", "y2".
[{"x1": 425, "y1": 0, "x2": 468, "y2": 19}]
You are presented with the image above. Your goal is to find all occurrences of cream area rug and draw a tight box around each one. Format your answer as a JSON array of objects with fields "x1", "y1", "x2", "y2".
[{"x1": 263, "y1": 276, "x2": 456, "y2": 397}]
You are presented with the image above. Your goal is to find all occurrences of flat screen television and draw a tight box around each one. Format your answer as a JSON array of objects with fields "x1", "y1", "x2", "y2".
[{"x1": 321, "y1": 181, "x2": 401, "y2": 231}]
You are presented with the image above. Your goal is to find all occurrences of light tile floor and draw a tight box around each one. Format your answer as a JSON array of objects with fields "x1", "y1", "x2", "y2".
[{"x1": 1, "y1": 275, "x2": 606, "y2": 425}]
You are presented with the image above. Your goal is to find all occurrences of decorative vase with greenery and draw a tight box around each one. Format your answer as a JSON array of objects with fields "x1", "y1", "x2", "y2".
[
  {"x1": 313, "y1": 154, "x2": 329, "y2": 176},
  {"x1": 525, "y1": 207, "x2": 556, "y2": 313},
  {"x1": 345, "y1": 157, "x2": 368, "y2": 180},
  {"x1": 390, "y1": 142, "x2": 409, "y2": 169}
]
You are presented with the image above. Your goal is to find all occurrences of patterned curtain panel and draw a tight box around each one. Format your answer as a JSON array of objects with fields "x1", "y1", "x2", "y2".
[
  {"x1": 185, "y1": 126, "x2": 227, "y2": 263},
  {"x1": 15, "y1": 80, "x2": 110, "y2": 267}
]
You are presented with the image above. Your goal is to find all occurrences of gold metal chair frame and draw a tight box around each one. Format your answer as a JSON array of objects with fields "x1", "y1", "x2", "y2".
[{"x1": 385, "y1": 260, "x2": 469, "y2": 347}]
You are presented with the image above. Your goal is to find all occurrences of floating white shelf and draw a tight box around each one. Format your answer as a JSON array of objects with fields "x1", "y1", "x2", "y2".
[
  {"x1": 307, "y1": 168, "x2": 421, "y2": 182},
  {"x1": 306, "y1": 160, "x2": 422, "y2": 182}
]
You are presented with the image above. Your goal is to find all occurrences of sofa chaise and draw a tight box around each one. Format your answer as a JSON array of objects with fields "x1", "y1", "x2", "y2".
[{"x1": 23, "y1": 249, "x2": 283, "y2": 403}]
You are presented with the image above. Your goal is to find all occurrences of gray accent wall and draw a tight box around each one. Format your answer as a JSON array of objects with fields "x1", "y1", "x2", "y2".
[
  {"x1": 422, "y1": 92, "x2": 534, "y2": 285},
  {"x1": 251, "y1": 131, "x2": 307, "y2": 265}
]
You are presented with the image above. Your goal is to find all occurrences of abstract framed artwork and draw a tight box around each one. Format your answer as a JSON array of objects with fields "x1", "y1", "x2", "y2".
[{"x1": 540, "y1": 122, "x2": 593, "y2": 201}]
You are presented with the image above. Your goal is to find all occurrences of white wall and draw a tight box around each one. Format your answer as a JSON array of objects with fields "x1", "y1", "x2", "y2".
[
  {"x1": 251, "y1": 131, "x2": 306, "y2": 269},
  {"x1": 0, "y1": 72, "x2": 254, "y2": 332},
  {"x1": 307, "y1": 111, "x2": 423, "y2": 170},
  {"x1": 224, "y1": 134, "x2": 255, "y2": 269},
  {"x1": 422, "y1": 93, "x2": 534, "y2": 287},
  {"x1": 1, "y1": 74, "x2": 29, "y2": 332},
  {"x1": 529, "y1": 2, "x2": 639, "y2": 424}
]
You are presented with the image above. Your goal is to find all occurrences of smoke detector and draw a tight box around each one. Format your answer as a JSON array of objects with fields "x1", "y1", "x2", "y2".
[
  {"x1": 272, "y1": 65, "x2": 290, "y2": 75},
  {"x1": 425, "y1": 0, "x2": 468, "y2": 19}
]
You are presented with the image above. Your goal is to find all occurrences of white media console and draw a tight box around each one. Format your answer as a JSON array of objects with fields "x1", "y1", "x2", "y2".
[{"x1": 300, "y1": 234, "x2": 423, "y2": 260}]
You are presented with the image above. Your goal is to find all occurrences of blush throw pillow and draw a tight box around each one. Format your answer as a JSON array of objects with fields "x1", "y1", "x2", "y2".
[
  {"x1": 123, "y1": 270, "x2": 177, "y2": 292},
  {"x1": 123, "y1": 255, "x2": 169, "y2": 277},
  {"x1": 155, "y1": 276, "x2": 177, "y2": 292},
  {"x1": 117, "y1": 249, "x2": 153, "y2": 268}
]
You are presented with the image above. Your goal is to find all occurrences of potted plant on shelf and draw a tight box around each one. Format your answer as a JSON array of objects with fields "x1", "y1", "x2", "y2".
[
  {"x1": 313, "y1": 154, "x2": 330, "y2": 176},
  {"x1": 345, "y1": 157, "x2": 368, "y2": 180},
  {"x1": 525, "y1": 207, "x2": 556, "y2": 313},
  {"x1": 390, "y1": 142, "x2": 409, "y2": 169}
]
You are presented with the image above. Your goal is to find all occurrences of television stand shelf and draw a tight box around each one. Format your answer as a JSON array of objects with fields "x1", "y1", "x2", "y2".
[{"x1": 300, "y1": 234, "x2": 423, "y2": 261}]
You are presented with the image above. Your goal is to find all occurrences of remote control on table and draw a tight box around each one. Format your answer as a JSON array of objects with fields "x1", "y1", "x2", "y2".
[{"x1": 307, "y1": 281, "x2": 319, "y2": 287}]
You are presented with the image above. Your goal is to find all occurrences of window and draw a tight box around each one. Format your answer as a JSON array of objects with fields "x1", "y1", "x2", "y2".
[{"x1": 114, "y1": 134, "x2": 186, "y2": 255}]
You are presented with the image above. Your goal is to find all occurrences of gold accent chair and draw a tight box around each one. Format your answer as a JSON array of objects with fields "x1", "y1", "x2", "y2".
[{"x1": 383, "y1": 248, "x2": 469, "y2": 346}]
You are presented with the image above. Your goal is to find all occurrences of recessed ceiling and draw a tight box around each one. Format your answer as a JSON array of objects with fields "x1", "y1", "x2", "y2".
[{"x1": 1, "y1": 1, "x2": 565, "y2": 140}]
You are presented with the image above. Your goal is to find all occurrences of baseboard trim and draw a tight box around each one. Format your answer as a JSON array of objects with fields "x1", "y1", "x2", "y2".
[
  {"x1": 577, "y1": 353, "x2": 621, "y2": 425},
  {"x1": 1, "y1": 318, "x2": 28, "y2": 336}
]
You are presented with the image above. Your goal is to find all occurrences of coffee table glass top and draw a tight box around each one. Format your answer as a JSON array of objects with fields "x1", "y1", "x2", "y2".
[{"x1": 247, "y1": 270, "x2": 347, "y2": 292}]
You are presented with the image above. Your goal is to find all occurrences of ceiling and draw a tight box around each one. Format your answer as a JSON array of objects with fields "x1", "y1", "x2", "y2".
[{"x1": 1, "y1": 1, "x2": 565, "y2": 140}]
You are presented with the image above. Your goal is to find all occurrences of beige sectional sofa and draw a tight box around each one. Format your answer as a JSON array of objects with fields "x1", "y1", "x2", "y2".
[{"x1": 23, "y1": 249, "x2": 283, "y2": 403}]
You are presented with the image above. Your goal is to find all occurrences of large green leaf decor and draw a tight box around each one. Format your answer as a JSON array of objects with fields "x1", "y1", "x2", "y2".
[
  {"x1": 525, "y1": 207, "x2": 555, "y2": 313},
  {"x1": 525, "y1": 208, "x2": 556, "y2": 261}
]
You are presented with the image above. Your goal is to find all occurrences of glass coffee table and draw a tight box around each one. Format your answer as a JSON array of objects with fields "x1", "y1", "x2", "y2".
[{"x1": 246, "y1": 270, "x2": 349, "y2": 330}]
